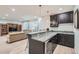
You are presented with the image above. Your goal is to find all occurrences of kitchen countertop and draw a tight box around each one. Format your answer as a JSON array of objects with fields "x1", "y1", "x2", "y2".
[
  {"x1": 31, "y1": 31, "x2": 57, "y2": 42},
  {"x1": 28, "y1": 30, "x2": 74, "y2": 42}
]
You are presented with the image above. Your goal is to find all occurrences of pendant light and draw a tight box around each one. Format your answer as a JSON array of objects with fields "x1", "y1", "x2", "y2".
[{"x1": 39, "y1": 5, "x2": 42, "y2": 17}]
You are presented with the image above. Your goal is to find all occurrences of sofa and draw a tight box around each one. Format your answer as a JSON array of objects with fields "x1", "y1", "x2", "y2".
[{"x1": 7, "y1": 32, "x2": 27, "y2": 43}]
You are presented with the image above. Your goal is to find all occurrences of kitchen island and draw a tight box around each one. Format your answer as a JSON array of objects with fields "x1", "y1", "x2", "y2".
[{"x1": 27, "y1": 30, "x2": 74, "y2": 54}]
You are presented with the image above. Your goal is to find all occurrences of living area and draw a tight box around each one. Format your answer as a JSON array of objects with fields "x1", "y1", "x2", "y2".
[{"x1": 0, "y1": 5, "x2": 79, "y2": 54}]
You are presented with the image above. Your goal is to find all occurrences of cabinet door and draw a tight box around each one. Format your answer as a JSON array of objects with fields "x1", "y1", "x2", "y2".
[
  {"x1": 58, "y1": 34, "x2": 65, "y2": 45},
  {"x1": 50, "y1": 15, "x2": 58, "y2": 27},
  {"x1": 57, "y1": 11, "x2": 73, "y2": 23},
  {"x1": 49, "y1": 34, "x2": 58, "y2": 44},
  {"x1": 64, "y1": 34, "x2": 74, "y2": 48},
  {"x1": 58, "y1": 34, "x2": 74, "y2": 48},
  {"x1": 29, "y1": 39, "x2": 45, "y2": 54}
]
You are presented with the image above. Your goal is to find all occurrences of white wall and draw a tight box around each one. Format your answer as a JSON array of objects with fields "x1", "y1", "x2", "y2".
[
  {"x1": 74, "y1": 29, "x2": 79, "y2": 53},
  {"x1": 74, "y1": 5, "x2": 79, "y2": 54}
]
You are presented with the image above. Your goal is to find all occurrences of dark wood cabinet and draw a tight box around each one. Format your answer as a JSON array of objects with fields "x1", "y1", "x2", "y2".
[
  {"x1": 0, "y1": 23, "x2": 22, "y2": 36},
  {"x1": 58, "y1": 34, "x2": 74, "y2": 48},
  {"x1": 29, "y1": 39, "x2": 45, "y2": 54},
  {"x1": 7, "y1": 23, "x2": 22, "y2": 32},
  {"x1": 49, "y1": 34, "x2": 58, "y2": 44},
  {"x1": 0, "y1": 24, "x2": 8, "y2": 36},
  {"x1": 49, "y1": 33, "x2": 74, "y2": 48},
  {"x1": 57, "y1": 11, "x2": 73, "y2": 23},
  {"x1": 28, "y1": 32, "x2": 74, "y2": 54},
  {"x1": 50, "y1": 15, "x2": 58, "y2": 27},
  {"x1": 50, "y1": 11, "x2": 73, "y2": 27}
]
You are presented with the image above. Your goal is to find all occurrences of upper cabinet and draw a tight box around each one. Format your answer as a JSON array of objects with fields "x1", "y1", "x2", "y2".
[
  {"x1": 50, "y1": 11, "x2": 73, "y2": 27},
  {"x1": 57, "y1": 11, "x2": 73, "y2": 23},
  {"x1": 50, "y1": 15, "x2": 58, "y2": 27}
]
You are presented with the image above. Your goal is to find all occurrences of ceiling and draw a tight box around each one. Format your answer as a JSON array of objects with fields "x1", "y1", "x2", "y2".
[{"x1": 0, "y1": 5, "x2": 74, "y2": 22}]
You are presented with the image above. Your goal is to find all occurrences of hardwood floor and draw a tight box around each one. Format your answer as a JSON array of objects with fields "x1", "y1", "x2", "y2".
[
  {"x1": 53, "y1": 45, "x2": 75, "y2": 54},
  {"x1": 0, "y1": 35, "x2": 27, "y2": 54},
  {"x1": 0, "y1": 35, "x2": 75, "y2": 54}
]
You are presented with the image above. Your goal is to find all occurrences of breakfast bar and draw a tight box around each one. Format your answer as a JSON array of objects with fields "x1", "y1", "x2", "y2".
[{"x1": 27, "y1": 30, "x2": 74, "y2": 54}]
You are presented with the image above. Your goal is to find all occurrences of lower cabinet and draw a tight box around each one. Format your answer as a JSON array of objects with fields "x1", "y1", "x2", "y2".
[
  {"x1": 49, "y1": 34, "x2": 58, "y2": 44},
  {"x1": 29, "y1": 38, "x2": 57, "y2": 54},
  {"x1": 58, "y1": 34, "x2": 74, "y2": 48},
  {"x1": 29, "y1": 39, "x2": 45, "y2": 54},
  {"x1": 28, "y1": 33, "x2": 74, "y2": 54},
  {"x1": 49, "y1": 33, "x2": 74, "y2": 48}
]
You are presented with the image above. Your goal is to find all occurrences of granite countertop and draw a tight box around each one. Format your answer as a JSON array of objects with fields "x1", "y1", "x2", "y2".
[
  {"x1": 28, "y1": 30, "x2": 74, "y2": 42},
  {"x1": 28, "y1": 30, "x2": 47, "y2": 35},
  {"x1": 31, "y1": 32, "x2": 57, "y2": 42}
]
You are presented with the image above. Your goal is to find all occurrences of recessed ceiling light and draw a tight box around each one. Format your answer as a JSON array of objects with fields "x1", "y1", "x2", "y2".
[
  {"x1": 59, "y1": 8, "x2": 63, "y2": 10},
  {"x1": 11, "y1": 8, "x2": 15, "y2": 11}
]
